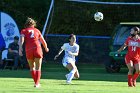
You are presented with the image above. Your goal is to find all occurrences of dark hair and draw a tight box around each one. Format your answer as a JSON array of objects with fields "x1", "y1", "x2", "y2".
[
  {"x1": 68, "y1": 34, "x2": 75, "y2": 40},
  {"x1": 14, "y1": 36, "x2": 19, "y2": 40},
  {"x1": 132, "y1": 26, "x2": 140, "y2": 32}
]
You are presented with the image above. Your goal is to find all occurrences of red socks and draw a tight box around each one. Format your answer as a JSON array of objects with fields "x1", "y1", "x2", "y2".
[
  {"x1": 128, "y1": 73, "x2": 139, "y2": 87},
  {"x1": 31, "y1": 70, "x2": 36, "y2": 83},
  {"x1": 128, "y1": 75, "x2": 133, "y2": 87},
  {"x1": 31, "y1": 70, "x2": 41, "y2": 85},
  {"x1": 132, "y1": 73, "x2": 139, "y2": 87},
  {"x1": 36, "y1": 70, "x2": 41, "y2": 85}
]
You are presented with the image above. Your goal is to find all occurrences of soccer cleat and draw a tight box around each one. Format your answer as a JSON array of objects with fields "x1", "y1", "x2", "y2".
[
  {"x1": 66, "y1": 81, "x2": 71, "y2": 84},
  {"x1": 34, "y1": 84, "x2": 41, "y2": 88}
]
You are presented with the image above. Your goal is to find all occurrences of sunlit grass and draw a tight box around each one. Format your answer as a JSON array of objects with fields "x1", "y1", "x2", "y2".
[{"x1": 0, "y1": 63, "x2": 140, "y2": 93}]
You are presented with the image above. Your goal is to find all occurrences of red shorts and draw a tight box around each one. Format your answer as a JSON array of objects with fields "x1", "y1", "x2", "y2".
[
  {"x1": 26, "y1": 47, "x2": 43, "y2": 60},
  {"x1": 125, "y1": 55, "x2": 140, "y2": 64}
]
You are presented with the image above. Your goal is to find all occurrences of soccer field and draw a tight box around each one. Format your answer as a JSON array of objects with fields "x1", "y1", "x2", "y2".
[{"x1": 0, "y1": 63, "x2": 140, "y2": 93}]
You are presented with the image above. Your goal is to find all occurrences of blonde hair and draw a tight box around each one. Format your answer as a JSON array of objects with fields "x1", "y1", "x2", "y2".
[{"x1": 24, "y1": 17, "x2": 36, "y2": 28}]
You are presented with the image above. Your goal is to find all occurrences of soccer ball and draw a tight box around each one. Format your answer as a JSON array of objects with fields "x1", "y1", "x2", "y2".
[{"x1": 94, "y1": 12, "x2": 103, "y2": 21}]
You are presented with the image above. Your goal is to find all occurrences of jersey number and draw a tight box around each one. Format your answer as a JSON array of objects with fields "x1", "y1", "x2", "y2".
[
  {"x1": 132, "y1": 46, "x2": 136, "y2": 51},
  {"x1": 29, "y1": 30, "x2": 34, "y2": 38}
]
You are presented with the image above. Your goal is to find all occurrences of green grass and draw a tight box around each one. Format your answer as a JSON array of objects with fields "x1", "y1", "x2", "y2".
[{"x1": 0, "y1": 63, "x2": 140, "y2": 93}]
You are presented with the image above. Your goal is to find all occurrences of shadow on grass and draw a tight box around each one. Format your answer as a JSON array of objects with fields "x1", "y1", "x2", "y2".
[
  {"x1": 60, "y1": 83, "x2": 85, "y2": 85},
  {"x1": 0, "y1": 62, "x2": 130, "y2": 82}
]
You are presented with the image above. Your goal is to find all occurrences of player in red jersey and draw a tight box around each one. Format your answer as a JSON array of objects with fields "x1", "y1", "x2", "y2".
[
  {"x1": 19, "y1": 18, "x2": 49, "y2": 88},
  {"x1": 118, "y1": 27, "x2": 140, "y2": 87}
]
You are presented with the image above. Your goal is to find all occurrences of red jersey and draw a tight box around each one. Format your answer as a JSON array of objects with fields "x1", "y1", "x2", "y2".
[
  {"x1": 21, "y1": 27, "x2": 42, "y2": 52},
  {"x1": 125, "y1": 36, "x2": 140, "y2": 59}
]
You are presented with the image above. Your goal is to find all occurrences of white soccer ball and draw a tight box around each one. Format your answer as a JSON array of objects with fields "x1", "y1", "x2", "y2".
[{"x1": 94, "y1": 12, "x2": 103, "y2": 21}]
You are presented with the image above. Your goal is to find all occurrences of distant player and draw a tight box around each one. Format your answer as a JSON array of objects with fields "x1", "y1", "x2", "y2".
[
  {"x1": 54, "y1": 34, "x2": 80, "y2": 84},
  {"x1": 118, "y1": 27, "x2": 140, "y2": 87},
  {"x1": 19, "y1": 18, "x2": 49, "y2": 88}
]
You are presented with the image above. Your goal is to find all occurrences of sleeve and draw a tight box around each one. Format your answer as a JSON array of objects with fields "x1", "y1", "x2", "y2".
[
  {"x1": 75, "y1": 45, "x2": 79, "y2": 53},
  {"x1": 61, "y1": 44, "x2": 66, "y2": 50},
  {"x1": 124, "y1": 37, "x2": 129, "y2": 46},
  {"x1": 38, "y1": 30, "x2": 42, "y2": 38},
  {"x1": 20, "y1": 29, "x2": 25, "y2": 37}
]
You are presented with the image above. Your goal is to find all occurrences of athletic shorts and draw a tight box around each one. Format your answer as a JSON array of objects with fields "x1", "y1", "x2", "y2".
[
  {"x1": 62, "y1": 57, "x2": 75, "y2": 67},
  {"x1": 125, "y1": 55, "x2": 140, "y2": 64},
  {"x1": 26, "y1": 47, "x2": 43, "y2": 60}
]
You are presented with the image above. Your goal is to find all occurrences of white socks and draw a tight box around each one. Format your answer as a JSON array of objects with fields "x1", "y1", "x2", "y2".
[{"x1": 67, "y1": 69, "x2": 76, "y2": 83}]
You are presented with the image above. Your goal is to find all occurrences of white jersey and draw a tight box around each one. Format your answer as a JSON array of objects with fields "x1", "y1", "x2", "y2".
[{"x1": 61, "y1": 43, "x2": 79, "y2": 62}]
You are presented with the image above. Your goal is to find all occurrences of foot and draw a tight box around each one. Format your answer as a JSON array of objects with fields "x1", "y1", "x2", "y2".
[
  {"x1": 128, "y1": 81, "x2": 133, "y2": 87},
  {"x1": 133, "y1": 80, "x2": 136, "y2": 87},
  {"x1": 65, "y1": 74, "x2": 77, "y2": 79},
  {"x1": 66, "y1": 81, "x2": 71, "y2": 84},
  {"x1": 34, "y1": 84, "x2": 41, "y2": 88},
  {"x1": 128, "y1": 85, "x2": 133, "y2": 87}
]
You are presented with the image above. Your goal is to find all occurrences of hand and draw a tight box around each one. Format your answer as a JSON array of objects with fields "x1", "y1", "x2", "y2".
[
  {"x1": 117, "y1": 49, "x2": 121, "y2": 54},
  {"x1": 45, "y1": 48, "x2": 49, "y2": 52},
  {"x1": 68, "y1": 51, "x2": 73, "y2": 55},
  {"x1": 19, "y1": 49, "x2": 23, "y2": 56},
  {"x1": 54, "y1": 54, "x2": 59, "y2": 60}
]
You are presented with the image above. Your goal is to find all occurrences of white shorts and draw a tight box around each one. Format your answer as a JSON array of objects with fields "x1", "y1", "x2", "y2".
[{"x1": 62, "y1": 57, "x2": 75, "y2": 67}]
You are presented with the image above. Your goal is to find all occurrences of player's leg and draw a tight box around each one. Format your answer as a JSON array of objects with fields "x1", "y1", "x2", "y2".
[
  {"x1": 132, "y1": 61, "x2": 140, "y2": 87},
  {"x1": 65, "y1": 63, "x2": 79, "y2": 79},
  {"x1": 27, "y1": 59, "x2": 36, "y2": 84},
  {"x1": 33, "y1": 47, "x2": 43, "y2": 87},
  {"x1": 74, "y1": 67, "x2": 80, "y2": 79},
  {"x1": 26, "y1": 49, "x2": 37, "y2": 86},
  {"x1": 34, "y1": 58, "x2": 42, "y2": 87},
  {"x1": 65, "y1": 62, "x2": 77, "y2": 83},
  {"x1": 126, "y1": 61, "x2": 134, "y2": 87},
  {"x1": 125, "y1": 56, "x2": 134, "y2": 87}
]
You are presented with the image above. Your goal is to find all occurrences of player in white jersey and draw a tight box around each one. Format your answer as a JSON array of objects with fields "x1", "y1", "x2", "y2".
[{"x1": 54, "y1": 34, "x2": 80, "y2": 84}]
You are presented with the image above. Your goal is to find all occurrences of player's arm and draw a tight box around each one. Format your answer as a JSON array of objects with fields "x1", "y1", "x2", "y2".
[
  {"x1": 54, "y1": 48, "x2": 64, "y2": 60},
  {"x1": 39, "y1": 35, "x2": 49, "y2": 52},
  {"x1": 117, "y1": 43, "x2": 127, "y2": 53},
  {"x1": 68, "y1": 45, "x2": 79, "y2": 56},
  {"x1": 19, "y1": 35, "x2": 25, "y2": 56},
  {"x1": 68, "y1": 51, "x2": 79, "y2": 56}
]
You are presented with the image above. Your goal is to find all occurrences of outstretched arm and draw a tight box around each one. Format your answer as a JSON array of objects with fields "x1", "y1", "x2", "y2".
[
  {"x1": 54, "y1": 48, "x2": 64, "y2": 60},
  {"x1": 117, "y1": 43, "x2": 127, "y2": 53}
]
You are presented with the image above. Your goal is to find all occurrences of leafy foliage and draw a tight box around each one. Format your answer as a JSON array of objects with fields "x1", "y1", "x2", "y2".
[{"x1": 1, "y1": 0, "x2": 140, "y2": 36}]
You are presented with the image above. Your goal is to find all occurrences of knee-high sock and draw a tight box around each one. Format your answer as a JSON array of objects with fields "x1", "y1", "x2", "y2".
[
  {"x1": 67, "y1": 69, "x2": 76, "y2": 82},
  {"x1": 133, "y1": 73, "x2": 139, "y2": 81},
  {"x1": 36, "y1": 70, "x2": 41, "y2": 85},
  {"x1": 31, "y1": 70, "x2": 36, "y2": 83},
  {"x1": 128, "y1": 75, "x2": 133, "y2": 86},
  {"x1": 132, "y1": 73, "x2": 139, "y2": 86}
]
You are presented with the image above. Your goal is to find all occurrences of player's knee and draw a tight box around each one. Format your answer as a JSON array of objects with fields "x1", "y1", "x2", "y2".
[{"x1": 128, "y1": 68, "x2": 134, "y2": 74}]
